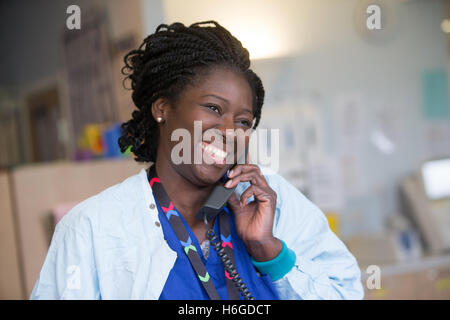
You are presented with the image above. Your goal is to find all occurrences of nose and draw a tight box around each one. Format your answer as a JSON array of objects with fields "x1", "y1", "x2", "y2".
[{"x1": 217, "y1": 115, "x2": 237, "y2": 144}]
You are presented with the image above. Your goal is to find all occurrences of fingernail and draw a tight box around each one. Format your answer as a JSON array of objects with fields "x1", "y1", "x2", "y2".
[
  {"x1": 225, "y1": 180, "x2": 233, "y2": 188},
  {"x1": 228, "y1": 169, "x2": 234, "y2": 178}
]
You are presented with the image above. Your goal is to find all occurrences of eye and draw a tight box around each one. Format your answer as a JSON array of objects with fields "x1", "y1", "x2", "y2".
[
  {"x1": 238, "y1": 119, "x2": 252, "y2": 127},
  {"x1": 204, "y1": 104, "x2": 221, "y2": 114}
]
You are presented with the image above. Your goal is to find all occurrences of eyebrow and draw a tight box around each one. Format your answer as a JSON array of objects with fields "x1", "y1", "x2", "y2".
[
  {"x1": 202, "y1": 94, "x2": 229, "y2": 104},
  {"x1": 201, "y1": 94, "x2": 253, "y2": 115}
]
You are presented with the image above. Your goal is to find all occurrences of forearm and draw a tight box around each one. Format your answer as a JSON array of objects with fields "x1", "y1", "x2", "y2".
[{"x1": 243, "y1": 236, "x2": 282, "y2": 262}]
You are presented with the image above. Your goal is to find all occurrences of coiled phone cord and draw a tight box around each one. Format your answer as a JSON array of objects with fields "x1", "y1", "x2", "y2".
[{"x1": 203, "y1": 216, "x2": 255, "y2": 300}]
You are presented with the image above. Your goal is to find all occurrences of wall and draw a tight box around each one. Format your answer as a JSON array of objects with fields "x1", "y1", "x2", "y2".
[
  {"x1": 0, "y1": 171, "x2": 24, "y2": 299},
  {"x1": 159, "y1": 0, "x2": 450, "y2": 237},
  {"x1": 250, "y1": 0, "x2": 449, "y2": 237}
]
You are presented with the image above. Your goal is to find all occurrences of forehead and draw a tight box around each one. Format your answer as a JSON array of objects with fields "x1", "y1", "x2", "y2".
[{"x1": 181, "y1": 67, "x2": 254, "y2": 109}]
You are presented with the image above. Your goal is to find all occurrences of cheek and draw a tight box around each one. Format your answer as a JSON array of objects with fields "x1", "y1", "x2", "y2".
[
  {"x1": 164, "y1": 106, "x2": 220, "y2": 157},
  {"x1": 184, "y1": 110, "x2": 219, "y2": 140}
]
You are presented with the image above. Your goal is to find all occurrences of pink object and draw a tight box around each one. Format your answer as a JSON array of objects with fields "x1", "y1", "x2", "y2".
[
  {"x1": 52, "y1": 202, "x2": 79, "y2": 225},
  {"x1": 222, "y1": 241, "x2": 233, "y2": 249}
]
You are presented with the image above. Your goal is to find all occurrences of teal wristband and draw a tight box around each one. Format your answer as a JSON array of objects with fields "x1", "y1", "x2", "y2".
[{"x1": 250, "y1": 240, "x2": 296, "y2": 281}]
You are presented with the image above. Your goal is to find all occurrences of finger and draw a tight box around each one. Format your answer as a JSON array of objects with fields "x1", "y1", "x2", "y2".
[
  {"x1": 240, "y1": 185, "x2": 274, "y2": 207},
  {"x1": 227, "y1": 164, "x2": 262, "y2": 179},
  {"x1": 227, "y1": 192, "x2": 241, "y2": 211},
  {"x1": 224, "y1": 171, "x2": 267, "y2": 189}
]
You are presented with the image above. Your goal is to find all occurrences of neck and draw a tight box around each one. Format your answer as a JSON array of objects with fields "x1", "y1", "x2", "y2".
[{"x1": 153, "y1": 152, "x2": 215, "y2": 228}]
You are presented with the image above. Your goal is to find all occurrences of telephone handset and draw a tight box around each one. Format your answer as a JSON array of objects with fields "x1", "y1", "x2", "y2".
[
  {"x1": 196, "y1": 147, "x2": 255, "y2": 300},
  {"x1": 195, "y1": 147, "x2": 248, "y2": 223}
]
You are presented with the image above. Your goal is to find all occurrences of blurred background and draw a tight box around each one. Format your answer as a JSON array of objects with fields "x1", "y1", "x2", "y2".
[{"x1": 0, "y1": 0, "x2": 449, "y2": 299}]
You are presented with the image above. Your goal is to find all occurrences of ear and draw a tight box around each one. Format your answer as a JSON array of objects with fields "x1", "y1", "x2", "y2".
[{"x1": 151, "y1": 97, "x2": 170, "y2": 122}]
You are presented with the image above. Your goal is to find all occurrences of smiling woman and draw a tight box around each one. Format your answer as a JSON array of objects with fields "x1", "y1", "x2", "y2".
[
  {"x1": 118, "y1": 21, "x2": 263, "y2": 162},
  {"x1": 30, "y1": 21, "x2": 364, "y2": 300}
]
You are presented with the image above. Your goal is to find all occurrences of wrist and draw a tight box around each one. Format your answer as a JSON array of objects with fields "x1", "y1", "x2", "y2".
[
  {"x1": 244, "y1": 237, "x2": 282, "y2": 262},
  {"x1": 250, "y1": 239, "x2": 297, "y2": 281}
]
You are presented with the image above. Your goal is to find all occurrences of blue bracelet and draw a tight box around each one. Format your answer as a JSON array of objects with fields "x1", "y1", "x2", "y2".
[{"x1": 250, "y1": 240, "x2": 296, "y2": 281}]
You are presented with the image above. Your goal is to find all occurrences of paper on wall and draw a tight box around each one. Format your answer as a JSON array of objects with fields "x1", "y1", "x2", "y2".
[
  {"x1": 370, "y1": 102, "x2": 398, "y2": 155},
  {"x1": 258, "y1": 100, "x2": 327, "y2": 178},
  {"x1": 339, "y1": 154, "x2": 366, "y2": 198},
  {"x1": 333, "y1": 93, "x2": 369, "y2": 153},
  {"x1": 422, "y1": 69, "x2": 449, "y2": 120},
  {"x1": 307, "y1": 156, "x2": 345, "y2": 212}
]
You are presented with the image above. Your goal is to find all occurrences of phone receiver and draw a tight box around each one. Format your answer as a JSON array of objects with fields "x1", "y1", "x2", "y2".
[
  {"x1": 195, "y1": 146, "x2": 255, "y2": 300},
  {"x1": 195, "y1": 147, "x2": 248, "y2": 223}
]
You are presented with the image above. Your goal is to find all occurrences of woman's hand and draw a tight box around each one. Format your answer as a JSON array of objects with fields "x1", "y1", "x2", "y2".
[{"x1": 224, "y1": 163, "x2": 282, "y2": 262}]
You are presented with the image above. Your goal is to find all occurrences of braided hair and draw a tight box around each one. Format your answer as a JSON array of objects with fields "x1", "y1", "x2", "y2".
[{"x1": 119, "y1": 21, "x2": 265, "y2": 163}]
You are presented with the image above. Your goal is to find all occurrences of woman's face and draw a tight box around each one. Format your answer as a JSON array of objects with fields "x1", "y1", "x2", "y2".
[{"x1": 156, "y1": 66, "x2": 255, "y2": 187}]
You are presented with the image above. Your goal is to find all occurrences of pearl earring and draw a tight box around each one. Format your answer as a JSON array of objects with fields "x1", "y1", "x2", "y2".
[{"x1": 156, "y1": 117, "x2": 163, "y2": 123}]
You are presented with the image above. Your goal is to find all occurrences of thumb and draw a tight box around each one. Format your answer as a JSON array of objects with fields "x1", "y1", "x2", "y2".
[{"x1": 227, "y1": 192, "x2": 241, "y2": 211}]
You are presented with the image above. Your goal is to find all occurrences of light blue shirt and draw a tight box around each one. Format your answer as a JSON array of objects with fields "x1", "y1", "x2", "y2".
[{"x1": 30, "y1": 166, "x2": 364, "y2": 299}]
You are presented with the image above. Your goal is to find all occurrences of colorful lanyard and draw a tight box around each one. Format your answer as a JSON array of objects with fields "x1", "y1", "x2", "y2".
[{"x1": 147, "y1": 165, "x2": 240, "y2": 300}]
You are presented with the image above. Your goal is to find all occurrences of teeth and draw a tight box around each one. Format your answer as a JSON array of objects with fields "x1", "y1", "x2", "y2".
[{"x1": 202, "y1": 143, "x2": 227, "y2": 160}]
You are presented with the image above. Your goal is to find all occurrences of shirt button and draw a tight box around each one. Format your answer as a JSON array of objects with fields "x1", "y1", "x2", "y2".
[
  {"x1": 155, "y1": 221, "x2": 161, "y2": 227},
  {"x1": 149, "y1": 203, "x2": 155, "y2": 210}
]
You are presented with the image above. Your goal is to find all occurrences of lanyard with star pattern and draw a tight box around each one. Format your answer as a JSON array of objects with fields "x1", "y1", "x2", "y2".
[{"x1": 148, "y1": 165, "x2": 240, "y2": 300}]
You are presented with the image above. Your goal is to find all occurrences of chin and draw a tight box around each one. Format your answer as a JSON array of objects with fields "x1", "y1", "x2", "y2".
[{"x1": 192, "y1": 163, "x2": 229, "y2": 186}]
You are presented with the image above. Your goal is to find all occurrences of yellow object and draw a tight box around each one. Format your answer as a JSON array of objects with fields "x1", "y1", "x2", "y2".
[
  {"x1": 372, "y1": 288, "x2": 388, "y2": 298},
  {"x1": 78, "y1": 124, "x2": 106, "y2": 155},
  {"x1": 436, "y1": 277, "x2": 450, "y2": 291},
  {"x1": 325, "y1": 212, "x2": 339, "y2": 236}
]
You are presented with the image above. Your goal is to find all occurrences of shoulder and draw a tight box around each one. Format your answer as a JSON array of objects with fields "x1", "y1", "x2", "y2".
[
  {"x1": 250, "y1": 167, "x2": 344, "y2": 262},
  {"x1": 57, "y1": 169, "x2": 146, "y2": 237}
]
